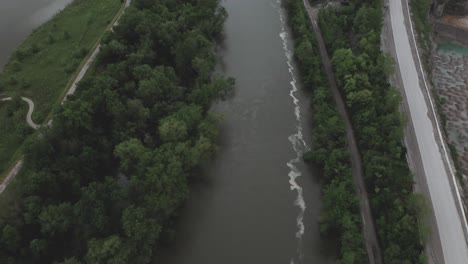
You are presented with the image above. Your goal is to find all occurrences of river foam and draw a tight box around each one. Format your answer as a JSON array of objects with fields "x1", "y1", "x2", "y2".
[{"x1": 275, "y1": 1, "x2": 310, "y2": 263}]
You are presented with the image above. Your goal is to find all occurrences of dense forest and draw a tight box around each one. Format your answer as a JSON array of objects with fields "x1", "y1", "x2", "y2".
[
  {"x1": 0, "y1": 0, "x2": 233, "y2": 263},
  {"x1": 286, "y1": 0, "x2": 368, "y2": 263},
  {"x1": 318, "y1": 0, "x2": 426, "y2": 263}
]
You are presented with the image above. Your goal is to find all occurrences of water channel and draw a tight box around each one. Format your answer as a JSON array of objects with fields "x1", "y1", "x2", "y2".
[
  {"x1": 1, "y1": 0, "x2": 335, "y2": 262},
  {"x1": 155, "y1": 0, "x2": 335, "y2": 263},
  {"x1": 0, "y1": 0, "x2": 72, "y2": 71}
]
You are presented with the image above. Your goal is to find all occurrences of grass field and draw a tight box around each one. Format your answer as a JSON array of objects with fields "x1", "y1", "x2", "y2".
[{"x1": 0, "y1": 0, "x2": 122, "y2": 178}]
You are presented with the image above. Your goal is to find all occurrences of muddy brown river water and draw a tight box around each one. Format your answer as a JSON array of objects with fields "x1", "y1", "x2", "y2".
[
  {"x1": 1, "y1": 0, "x2": 335, "y2": 262},
  {"x1": 155, "y1": 0, "x2": 335, "y2": 263}
]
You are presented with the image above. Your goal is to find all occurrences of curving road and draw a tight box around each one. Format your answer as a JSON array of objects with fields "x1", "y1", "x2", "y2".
[
  {"x1": 1, "y1": 97, "x2": 39, "y2": 129},
  {"x1": 386, "y1": 0, "x2": 468, "y2": 263},
  {"x1": 303, "y1": 1, "x2": 383, "y2": 263}
]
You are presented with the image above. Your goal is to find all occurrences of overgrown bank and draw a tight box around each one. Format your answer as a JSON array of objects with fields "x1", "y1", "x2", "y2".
[
  {"x1": 0, "y1": 0, "x2": 233, "y2": 263},
  {"x1": 286, "y1": 0, "x2": 368, "y2": 262},
  {"x1": 0, "y1": 0, "x2": 122, "y2": 179},
  {"x1": 409, "y1": 0, "x2": 433, "y2": 66},
  {"x1": 318, "y1": 0, "x2": 426, "y2": 263}
]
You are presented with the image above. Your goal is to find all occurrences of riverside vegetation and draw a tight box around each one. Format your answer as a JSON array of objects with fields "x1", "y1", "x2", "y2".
[
  {"x1": 410, "y1": 0, "x2": 432, "y2": 65},
  {"x1": 0, "y1": 0, "x2": 233, "y2": 263},
  {"x1": 0, "y1": 0, "x2": 122, "y2": 178},
  {"x1": 286, "y1": 0, "x2": 368, "y2": 263},
  {"x1": 318, "y1": 0, "x2": 427, "y2": 263}
]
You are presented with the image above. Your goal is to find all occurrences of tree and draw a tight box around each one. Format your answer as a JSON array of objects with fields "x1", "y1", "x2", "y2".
[
  {"x1": 332, "y1": 49, "x2": 357, "y2": 84},
  {"x1": 1, "y1": 225, "x2": 19, "y2": 252},
  {"x1": 189, "y1": 77, "x2": 234, "y2": 108},
  {"x1": 158, "y1": 117, "x2": 188, "y2": 143},
  {"x1": 60, "y1": 257, "x2": 82, "y2": 264},
  {"x1": 99, "y1": 39, "x2": 127, "y2": 63},
  {"x1": 353, "y1": 6, "x2": 382, "y2": 35},
  {"x1": 189, "y1": 136, "x2": 214, "y2": 167},
  {"x1": 121, "y1": 206, "x2": 161, "y2": 262},
  {"x1": 174, "y1": 30, "x2": 212, "y2": 82},
  {"x1": 30, "y1": 239, "x2": 47, "y2": 260},
  {"x1": 74, "y1": 178, "x2": 126, "y2": 239},
  {"x1": 346, "y1": 89, "x2": 373, "y2": 107},
  {"x1": 63, "y1": 31, "x2": 71, "y2": 40},
  {"x1": 125, "y1": 98, "x2": 149, "y2": 133},
  {"x1": 114, "y1": 139, "x2": 146, "y2": 174},
  {"x1": 135, "y1": 66, "x2": 180, "y2": 107},
  {"x1": 85, "y1": 236, "x2": 128, "y2": 264},
  {"x1": 39, "y1": 203, "x2": 73, "y2": 236},
  {"x1": 55, "y1": 100, "x2": 93, "y2": 133}
]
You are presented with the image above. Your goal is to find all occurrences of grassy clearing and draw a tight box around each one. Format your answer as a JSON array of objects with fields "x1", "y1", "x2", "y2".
[{"x1": 0, "y1": 0, "x2": 122, "y2": 179}]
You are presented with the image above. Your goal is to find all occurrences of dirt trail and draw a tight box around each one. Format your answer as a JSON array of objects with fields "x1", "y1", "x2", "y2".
[{"x1": 302, "y1": 1, "x2": 383, "y2": 263}]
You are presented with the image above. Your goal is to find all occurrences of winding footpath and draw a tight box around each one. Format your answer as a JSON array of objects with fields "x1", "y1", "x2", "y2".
[
  {"x1": 0, "y1": 0, "x2": 132, "y2": 194},
  {"x1": 1, "y1": 97, "x2": 39, "y2": 129},
  {"x1": 303, "y1": 1, "x2": 383, "y2": 263}
]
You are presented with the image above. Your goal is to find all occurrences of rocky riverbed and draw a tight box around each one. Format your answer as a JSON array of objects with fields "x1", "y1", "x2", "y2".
[{"x1": 432, "y1": 42, "x2": 468, "y2": 178}]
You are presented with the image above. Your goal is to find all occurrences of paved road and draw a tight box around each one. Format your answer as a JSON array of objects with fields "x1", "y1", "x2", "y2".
[
  {"x1": 303, "y1": 1, "x2": 383, "y2": 263},
  {"x1": 1, "y1": 97, "x2": 39, "y2": 129},
  {"x1": 62, "y1": 45, "x2": 101, "y2": 102},
  {"x1": 0, "y1": 160, "x2": 23, "y2": 193},
  {"x1": 388, "y1": 0, "x2": 468, "y2": 263}
]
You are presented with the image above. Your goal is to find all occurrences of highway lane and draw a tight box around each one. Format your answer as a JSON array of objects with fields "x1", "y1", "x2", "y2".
[{"x1": 389, "y1": 0, "x2": 468, "y2": 263}]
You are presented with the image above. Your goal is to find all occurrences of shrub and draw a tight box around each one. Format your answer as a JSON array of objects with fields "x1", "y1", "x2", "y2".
[
  {"x1": 64, "y1": 31, "x2": 71, "y2": 40},
  {"x1": 47, "y1": 33, "x2": 56, "y2": 44},
  {"x1": 11, "y1": 60, "x2": 22, "y2": 72}
]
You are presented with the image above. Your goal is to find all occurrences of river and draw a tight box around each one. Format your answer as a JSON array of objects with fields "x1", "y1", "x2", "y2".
[
  {"x1": 155, "y1": 0, "x2": 335, "y2": 263},
  {"x1": 0, "y1": 0, "x2": 72, "y2": 71}
]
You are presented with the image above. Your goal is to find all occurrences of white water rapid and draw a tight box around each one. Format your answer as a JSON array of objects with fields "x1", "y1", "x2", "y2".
[{"x1": 275, "y1": 1, "x2": 310, "y2": 263}]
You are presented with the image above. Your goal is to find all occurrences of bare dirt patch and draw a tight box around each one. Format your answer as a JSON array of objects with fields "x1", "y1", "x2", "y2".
[{"x1": 439, "y1": 15, "x2": 468, "y2": 30}]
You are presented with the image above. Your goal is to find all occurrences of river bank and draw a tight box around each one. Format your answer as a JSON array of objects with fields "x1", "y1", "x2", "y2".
[
  {"x1": 287, "y1": 0, "x2": 370, "y2": 262},
  {"x1": 0, "y1": 0, "x2": 122, "y2": 179},
  {"x1": 0, "y1": 0, "x2": 73, "y2": 70},
  {"x1": 0, "y1": 0, "x2": 236, "y2": 262},
  {"x1": 154, "y1": 0, "x2": 335, "y2": 263}
]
